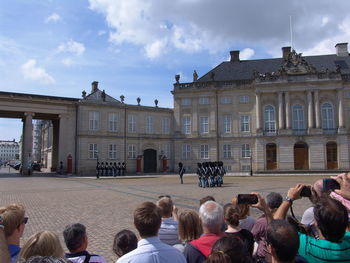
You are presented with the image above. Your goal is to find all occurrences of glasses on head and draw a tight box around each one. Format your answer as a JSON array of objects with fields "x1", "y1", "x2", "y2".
[
  {"x1": 23, "y1": 217, "x2": 28, "y2": 224},
  {"x1": 158, "y1": 195, "x2": 171, "y2": 199}
]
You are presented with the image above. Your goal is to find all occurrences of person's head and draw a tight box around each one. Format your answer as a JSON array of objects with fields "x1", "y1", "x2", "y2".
[
  {"x1": 267, "y1": 220, "x2": 299, "y2": 263},
  {"x1": 113, "y1": 229, "x2": 137, "y2": 258},
  {"x1": 205, "y1": 236, "x2": 251, "y2": 263},
  {"x1": 178, "y1": 162, "x2": 183, "y2": 168},
  {"x1": 197, "y1": 163, "x2": 202, "y2": 168},
  {"x1": 223, "y1": 203, "x2": 240, "y2": 227},
  {"x1": 314, "y1": 197, "x2": 348, "y2": 242},
  {"x1": 134, "y1": 202, "x2": 162, "y2": 238},
  {"x1": 63, "y1": 223, "x2": 87, "y2": 253},
  {"x1": 199, "y1": 201, "x2": 223, "y2": 234},
  {"x1": 20, "y1": 231, "x2": 64, "y2": 260},
  {"x1": 231, "y1": 197, "x2": 250, "y2": 219},
  {"x1": 199, "y1": 196, "x2": 216, "y2": 207},
  {"x1": 0, "y1": 203, "x2": 26, "y2": 240},
  {"x1": 156, "y1": 197, "x2": 173, "y2": 218},
  {"x1": 266, "y1": 192, "x2": 283, "y2": 210},
  {"x1": 21, "y1": 256, "x2": 69, "y2": 263},
  {"x1": 178, "y1": 210, "x2": 202, "y2": 242}
]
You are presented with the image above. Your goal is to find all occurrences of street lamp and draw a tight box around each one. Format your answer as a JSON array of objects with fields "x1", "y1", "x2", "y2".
[{"x1": 250, "y1": 151, "x2": 253, "y2": 176}]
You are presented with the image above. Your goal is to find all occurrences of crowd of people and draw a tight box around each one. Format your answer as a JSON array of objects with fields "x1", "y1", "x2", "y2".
[{"x1": 1, "y1": 172, "x2": 350, "y2": 263}]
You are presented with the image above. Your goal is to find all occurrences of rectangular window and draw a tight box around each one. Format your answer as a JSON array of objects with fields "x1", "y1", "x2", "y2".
[
  {"x1": 220, "y1": 96, "x2": 232, "y2": 104},
  {"x1": 128, "y1": 115, "x2": 136, "y2": 133},
  {"x1": 224, "y1": 165, "x2": 232, "y2": 172},
  {"x1": 181, "y1": 98, "x2": 191, "y2": 106},
  {"x1": 199, "y1": 97, "x2": 209, "y2": 104},
  {"x1": 223, "y1": 144, "x2": 232, "y2": 158},
  {"x1": 162, "y1": 118, "x2": 170, "y2": 134},
  {"x1": 108, "y1": 113, "x2": 119, "y2": 132},
  {"x1": 240, "y1": 115, "x2": 250, "y2": 132},
  {"x1": 108, "y1": 144, "x2": 117, "y2": 159},
  {"x1": 128, "y1": 144, "x2": 136, "y2": 159},
  {"x1": 242, "y1": 144, "x2": 251, "y2": 158},
  {"x1": 182, "y1": 144, "x2": 191, "y2": 160},
  {"x1": 200, "y1": 117, "x2": 209, "y2": 134},
  {"x1": 89, "y1": 143, "x2": 98, "y2": 159},
  {"x1": 241, "y1": 165, "x2": 251, "y2": 171},
  {"x1": 239, "y1": 96, "x2": 249, "y2": 103},
  {"x1": 89, "y1": 112, "x2": 99, "y2": 130},
  {"x1": 200, "y1": 144, "x2": 209, "y2": 159},
  {"x1": 183, "y1": 116, "x2": 191, "y2": 134},
  {"x1": 223, "y1": 115, "x2": 231, "y2": 133},
  {"x1": 146, "y1": 116, "x2": 154, "y2": 133}
]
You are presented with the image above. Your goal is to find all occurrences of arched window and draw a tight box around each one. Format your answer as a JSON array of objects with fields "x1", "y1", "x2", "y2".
[
  {"x1": 321, "y1": 102, "x2": 334, "y2": 129},
  {"x1": 292, "y1": 104, "x2": 305, "y2": 130},
  {"x1": 264, "y1": 105, "x2": 276, "y2": 133}
]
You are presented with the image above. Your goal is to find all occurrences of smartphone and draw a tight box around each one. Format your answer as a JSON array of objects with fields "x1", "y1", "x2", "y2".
[
  {"x1": 237, "y1": 194, "x2": 258, "y2": 205},
  {"x1": 300, "y1": 186, "x2": 312, "y2": 198},
  {"x1": 323, "y1": 178, "x2": 341, "y2": 191}
]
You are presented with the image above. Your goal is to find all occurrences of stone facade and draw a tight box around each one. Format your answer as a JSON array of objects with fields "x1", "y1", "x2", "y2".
[{"x1": 0, "y1": 140, "x2": 19, "y2": 163}]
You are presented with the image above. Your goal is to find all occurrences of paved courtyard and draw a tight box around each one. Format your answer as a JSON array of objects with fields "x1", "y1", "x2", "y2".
[{"x1": 0, "y1": 169, "x2": 329, "y2": 262}]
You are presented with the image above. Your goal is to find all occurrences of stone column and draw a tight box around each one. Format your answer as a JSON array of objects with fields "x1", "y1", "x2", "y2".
[
  {"x1": 314, "y1": 90, "x2": 321, "y2": 129},
  {"x1": 307, "y1": 91, "x2": 314, "y2": 129},
  {"x1": 285, "y1": 92, "x2": 291, "y2": 129},
  {"x1": 338, "y1": 89, "x2": 344, "y2": 128},
  {"x1": 256, "y1": 93, "x2": 261, "y2": 130},
  {"x1": 52, "y1": 119, "x2": 59, "y2": 172},
  {"x1": 278, "y1": 92, "x2": 284, "y2": 129},
  {"x1": 22, "y1": 112, "x2": 34, "y2": 175}
]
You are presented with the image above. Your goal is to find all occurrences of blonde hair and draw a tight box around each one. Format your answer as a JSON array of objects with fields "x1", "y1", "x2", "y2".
[
  {"x1": 0, "y1": 204, "x2": 25, "y2": 237},
  {"x1": 20, "y1": 231, "x2": 64, "y2": 260},
  {"x1": 231, "y1": 197, "x2": 250, "y2": 219},
  {"x1": 178, "y1": 210, "x2": 202, "y2": 242},
  {"x1": 156, "y1": 197, "x2": 173, "y2": 217}
]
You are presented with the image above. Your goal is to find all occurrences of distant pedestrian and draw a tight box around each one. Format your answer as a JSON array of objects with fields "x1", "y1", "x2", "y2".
[
  {"x1": 96, "y1": 162, "x2": 100, "y2": 179},
  {"x1": 59, "y1": 161, "x2": 64, "y2": 175},
  {"x1": 178, "y1": 162, "x2": 185, "y2": 184},
  {"x1": 121, "y1": 162, "x2": 126, "y2": 176}
]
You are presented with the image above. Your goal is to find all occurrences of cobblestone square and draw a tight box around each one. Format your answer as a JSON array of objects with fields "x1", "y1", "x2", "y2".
[{"x1": 0, "y1": 172, "x2": 326, "y2": 262}]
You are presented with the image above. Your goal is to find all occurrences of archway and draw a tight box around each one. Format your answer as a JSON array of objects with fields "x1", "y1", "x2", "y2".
[
  {"x1": 294, "y1": 142, "x2": 309, "y2": 170},
  {"x1": 326, "y1": 142, "x2": 338, "y2": 170},
  {"x1": 266, "y1": 143, "x2": 277, "y2": 170},
  {"x1": 143, "y1": 149, "x2": 157, "y2": 173}
]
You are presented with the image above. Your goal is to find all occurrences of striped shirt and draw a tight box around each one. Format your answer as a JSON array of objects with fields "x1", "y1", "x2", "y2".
[{"x1": 158, "y1": 217, "x2": 181, "y2": 246}]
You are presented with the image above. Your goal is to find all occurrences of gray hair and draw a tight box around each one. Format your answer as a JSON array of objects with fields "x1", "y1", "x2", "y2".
[
  {"x1": 199, "y1": 201, "x2": 223, "y2": 231},
  {"x1": 20, "y1": 256, "x2": 69, "y2": 263}
]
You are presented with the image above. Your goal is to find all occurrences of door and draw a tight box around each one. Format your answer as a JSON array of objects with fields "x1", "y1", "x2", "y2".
[
  {"x1": 294, "y1": 142, "x2": 309, "y2": 170},
  {"x1": 143, "y1": 149, "x2": 157, "y2": 173},
  {"x1": 326, "y1": 142, "x2": 338, "y2": 170},
  {"x1": 266, "y1": 143, "x2": 277, "y2": 170}
]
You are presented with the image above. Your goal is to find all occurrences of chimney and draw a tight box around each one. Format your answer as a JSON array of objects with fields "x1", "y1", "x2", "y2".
[
  {"x1": 335, "y1": 43, "x2": 348, "y2": 56},
  {"x1": 282, "y1": 46, "x2": 291, "y2": 60},
  {"x1": 91, "y1": 81, "x2": 98, "y2": 93},
  {"x1": 230, "y1": 50, "x2": 240, "y2": 62}
]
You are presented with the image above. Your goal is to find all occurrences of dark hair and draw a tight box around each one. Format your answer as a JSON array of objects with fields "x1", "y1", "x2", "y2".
[
  {"x1": 134, "y1": 202, "x2": 161, "y2": 238},
  {"x1": 266, "y1": 192, "x2": 283, "y2": 209},
  {"x1": 63, "y1": 223, "x2": 86, "y2": 252},
  {"x1": 267, "y1": 220, "x2": 299, "y2": 262},
  {"x1": 199, "y1": 196, "x2": 216, "y2": 206},
  {"x1": 205, "y1": 236, "x2": 251, "y2": 263},
  {"x1": 223, "y1": 203, "x2": 240, "y2": 227},
  {"x1": 314, "y1": 197, "x2": 348, "y2": 242},
  {"x1": 113, "y1": 229, "x2": 137, "y2": 257}
]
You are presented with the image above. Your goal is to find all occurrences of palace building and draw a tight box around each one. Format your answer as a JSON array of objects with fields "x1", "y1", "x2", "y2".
[{"x1": 1, "y1": 42, "x2": 349, "y2": 175}]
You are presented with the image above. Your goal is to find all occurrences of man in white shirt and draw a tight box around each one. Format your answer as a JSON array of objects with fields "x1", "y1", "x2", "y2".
[{"x1": 117, "y1": 202, "x2": 186, "y2": 263}]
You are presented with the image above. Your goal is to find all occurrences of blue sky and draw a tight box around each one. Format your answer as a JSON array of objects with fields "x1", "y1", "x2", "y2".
[{"x1": 1, "y1": 0, "x2": 350, "y2": 141}]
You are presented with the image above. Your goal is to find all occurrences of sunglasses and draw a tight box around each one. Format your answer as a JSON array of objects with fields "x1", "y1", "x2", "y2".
[
  {"x1": 158, "y1": 195, "x2": 171, "y2": 199},
  {"x1": 23, "y1": 217, "x2": 28, "y2": 224}
]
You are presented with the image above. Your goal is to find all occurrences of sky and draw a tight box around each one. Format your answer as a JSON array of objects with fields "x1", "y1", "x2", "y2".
[{"x1": 1, "y1": 0, "x2": 350, "y2": 141}]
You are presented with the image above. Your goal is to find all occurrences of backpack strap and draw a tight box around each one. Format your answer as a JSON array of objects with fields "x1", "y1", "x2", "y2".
[{"x1": 83, "y1": 253, "x2": 91, "y2": 263}]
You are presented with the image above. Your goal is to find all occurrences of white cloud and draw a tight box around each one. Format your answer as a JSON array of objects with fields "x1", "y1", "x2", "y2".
[
  {"x1": 21, "y1": 59, "x2": 55, "y2": 84},
  {"x1": 45, "y1": 13, "x2": 61, "y2": 23},
  {"x1": 98, "y1": 30, "x2": 107, "y2": 36},
  {"x1": 58, "y1": 40, "x2": 85, "y2": 56},
  {"x1": 89, "y1": 0, "x2": 350, "y2": 59},
  {"x1": 240, "y1": 48, "x2": 255, "y2": 60},
  {"x1": 61, "y1": 57, "x2": 73, "y2": 67}
]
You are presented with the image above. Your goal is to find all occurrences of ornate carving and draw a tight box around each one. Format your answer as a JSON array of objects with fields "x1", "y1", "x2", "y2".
[
  {"x1": 175, "y1": 74, "x2": 180, "y2": 83},
  {"x1": 82, "y1": 90, "x2": 86, "y2": 99},
  {"x1": 281, "y1": 50, "x2": 316, "y2": 75},
  {"x1": 101, "y1": 90, "x2": 106, "y2": 102},
  {"x1": 193, "y1": 70, "x2": 198, "y2": 82},
  {"x1": 137, "y1": 97, "x2": 141, "y2": 106},
  {"x1": 120, "y1": 95, "x2": 125, "y2": 103},
  {"x1": 154, "y1": 99, "x2": 158, "y2": 107}
]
